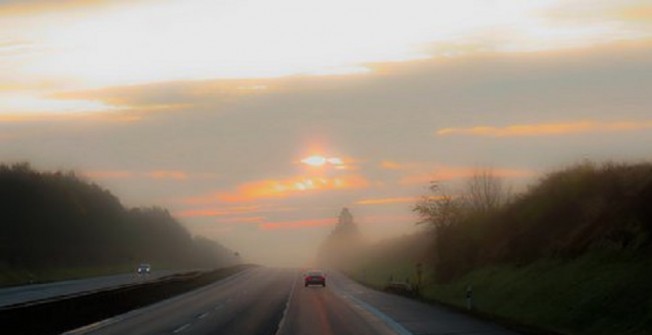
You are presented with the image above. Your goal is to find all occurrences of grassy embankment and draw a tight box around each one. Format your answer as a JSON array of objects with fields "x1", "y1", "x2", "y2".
[
  {"x1": 351, "y1": 162, "x2": 652, "y2": 335},
  {"x1": 353, "y1": 251, "x2": 652, "y2": 335}
]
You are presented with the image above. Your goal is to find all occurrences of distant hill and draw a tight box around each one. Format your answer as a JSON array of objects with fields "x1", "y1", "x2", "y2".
[{"x1": 0, "y1": 163, "x2": 236, "y2": 285}]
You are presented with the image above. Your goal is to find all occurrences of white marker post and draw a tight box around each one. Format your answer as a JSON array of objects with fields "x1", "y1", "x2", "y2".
[{"x1": 466, "y1": 285, "x2": 473, "y2": 310}]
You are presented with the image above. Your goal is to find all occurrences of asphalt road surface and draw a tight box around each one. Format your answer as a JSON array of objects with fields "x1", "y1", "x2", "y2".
[
  {"x1": 0, "y1": 270, "x2": 178, "y2": 308},
  {"x1": 64, "y1": 267, "x2": 519, "y2": 335}
]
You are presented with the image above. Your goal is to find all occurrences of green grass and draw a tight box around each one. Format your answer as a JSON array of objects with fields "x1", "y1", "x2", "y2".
[{"x1": 420, "y1": 252, "x2": 652, "y2": 335}]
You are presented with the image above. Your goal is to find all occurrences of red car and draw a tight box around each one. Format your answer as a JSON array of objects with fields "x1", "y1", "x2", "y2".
[{"x1": 304, "y1": 270, "x2": 326, "y2": 287}]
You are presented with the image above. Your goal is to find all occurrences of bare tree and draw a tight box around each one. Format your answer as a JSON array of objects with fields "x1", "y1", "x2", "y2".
[
  {"x1": 413, "y1": 182, "x2": 465, "y2": 230},
  {"x1": 464, "y1": 168, "x2": 511, "y2": 213}
]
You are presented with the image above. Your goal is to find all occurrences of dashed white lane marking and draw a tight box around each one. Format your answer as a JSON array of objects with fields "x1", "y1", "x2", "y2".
[
  {"x1": 198, "y1": 312, "x2": 210, "y2": 319},
  {"x1": 173, "y1": 323, "x2": 191, "y2": 333},
  {"x1": 273, "y1": 271, "x2": 298, "y2": 335}
]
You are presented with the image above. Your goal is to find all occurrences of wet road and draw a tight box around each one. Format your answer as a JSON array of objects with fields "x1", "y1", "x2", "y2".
[{"x1": 65, "y1": 267, "x2": 519, "y2": 335}]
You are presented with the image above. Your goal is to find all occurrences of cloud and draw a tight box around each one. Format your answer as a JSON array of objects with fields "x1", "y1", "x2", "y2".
[
  {"x1": 436, "y1": 120, "x2": 652, "y2": 137},
  {"x1": 145, "y1": 170, "x2": 188, "y2": 180},
  {"x1": 300, "y1": 155, "x2": 343, "y2": 167},
  {"x1": 379, "y1": 160, "x2": 429, "y2": 172},
  {"x1": 0, "y1": 40, "x2": 35, "y2": 56},
  {"x1": 0, "y1": 0, "x2": 130, "y2": 15},
  {"x1": 379, "y1": 160, "x2": 403, "y2": 170},
  {"x1": 259, "y1": 218, "x2": 335, "y2": 230},
  {"x1": 618, "y1": 4, "x2": 652, "y2": 23},
  {"x1": 546, "y1": 1, "x2": 652, "y2": 25},
  {"x1": 0, "y1": 110, "x2": 141, "y2": 124},
  {"x1": 184, "y1": 174, "x2": 370, "y2": 204},
  {"x1": 175, "y1": 206, "x2": 260, "y2": 218},
  {"x1": 51, "y1": 79, "x2": 275, "y2": 111},
  {"x1": 400, "y1": 166, "x2": 535, "y2": 186},
  {"x1": 219, "y1": 216, "x2": 266, "y2": 224},
  {"x1": 377, "y1": 160, "x2": 537, "y2": 185},
  {"x1": 39, "y1": 39, "x2": 652, "y2": 125},
  {"x1": 4, "y1": 0, "x2": 650, "y2": 101},
  {"x1": 355, "y1": 197, "x2": 418, "y2": 206}
]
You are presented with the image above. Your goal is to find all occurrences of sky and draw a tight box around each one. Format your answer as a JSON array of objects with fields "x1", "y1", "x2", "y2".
[{"x1": 1, "y1": 0, "x2": 651, "y2": 266}]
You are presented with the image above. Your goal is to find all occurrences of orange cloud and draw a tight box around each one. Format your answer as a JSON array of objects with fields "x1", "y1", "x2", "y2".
[
  {"x1": 400, "y1": 167, "x2": 535, "y2": 185},
  {"x1": 52, "y1": 78, "x2": 277, "y2": 112},
  {"x1": 186, "y1": 175, "x2": 370, "y2": 204},
  {"x1": 145, "y1": 170, "x2": 188, "y2": 180},
  {"x1": 259, "y1": 218, "x2": 335, "y2": 230},
  {"x1": 219, "y1": 216, "x2": 266, "y2": 224},
  {"x1": 619, "y1": 5, "x2": 652, "y2": 22},
  {"x1": 436, "y1": 120, "x2": 652, "y2": 137},
  {"x1": 546, "y1": 1, "x2": 652, "y2": 26},
  {"x1": 355, "y1": 197, "x2": 418, "y2": 206},
  {"x1": 175, "y1": 206, "x2": 260, "y2": 218},
  {"x1": 380, "y1": 160, "x2": 403, "y2": 170},
  {"x1": 0, "y1": 111, "x2": 141, "y2": 124}
]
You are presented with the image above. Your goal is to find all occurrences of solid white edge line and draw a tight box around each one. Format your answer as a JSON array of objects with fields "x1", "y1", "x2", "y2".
[
  {"x1": 273, "y1": 270, "x2": 298, "y2": 335},
  {"x1": 173, "y1": 323, "x2": 191, "y2": 333},
  {"x1": 345, "y1": 294, "x2": 414, "y2": 335}
]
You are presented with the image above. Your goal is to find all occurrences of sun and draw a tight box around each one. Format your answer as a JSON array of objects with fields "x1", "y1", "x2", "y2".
[
  {"x1": 301, "y1": 155, "x2": 343, "y2": 167},
  {"x1": 301, "y1": 155, "x2": 327, "y2": 167}
]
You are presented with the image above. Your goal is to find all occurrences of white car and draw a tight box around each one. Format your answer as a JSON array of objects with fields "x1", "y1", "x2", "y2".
[{"x1": 137, "y1": 263, "x2": 151, "y2": 275}]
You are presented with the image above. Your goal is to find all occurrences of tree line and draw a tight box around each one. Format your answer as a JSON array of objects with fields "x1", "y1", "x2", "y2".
[
  {"x1": 0, "y1": 163, "x2": 235, "y2": 274},
  {"x1": 414, "y1": 162, "x2": 652, "y2": 282}
]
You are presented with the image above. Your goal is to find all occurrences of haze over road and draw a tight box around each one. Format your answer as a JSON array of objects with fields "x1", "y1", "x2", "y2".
[{"x1": 66, "y1": 267, "x2": 518, "y2": 335}]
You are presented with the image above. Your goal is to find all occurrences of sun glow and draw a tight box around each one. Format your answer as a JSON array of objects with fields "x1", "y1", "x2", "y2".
[
  {"x1": 181, "y1": 174, "x2": 369, "y2": 203},
  {"x1": 300, "y1": 155, "x2": 344, "y2": 167}
]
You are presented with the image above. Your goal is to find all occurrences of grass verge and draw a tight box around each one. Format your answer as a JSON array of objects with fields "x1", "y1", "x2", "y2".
[{"x1": 352, "y1": 252, "x2": 652, "y2": 335}]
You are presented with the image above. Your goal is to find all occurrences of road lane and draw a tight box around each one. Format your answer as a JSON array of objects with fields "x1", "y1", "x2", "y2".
[
  {"x1": 67, "y1": 268, "x2": 520, "y2": 335},
  {"x1": 278, "y1": 273, "x2": 395, "y2": 335},
  {"x1": 73, "y1": 267, "x2": 294, "y2": 335},
  {"x1": 327, "y1": 271, "x2": 520, "y2": 335}
]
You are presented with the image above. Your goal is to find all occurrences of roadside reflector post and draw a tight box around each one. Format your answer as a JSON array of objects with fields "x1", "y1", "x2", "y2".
[
  {"x1": 466, "y1": 285, "x2": 473, "y2": 310},
  {"x1": 415, "y1": 262, "x2": 423, "y2": 296}
]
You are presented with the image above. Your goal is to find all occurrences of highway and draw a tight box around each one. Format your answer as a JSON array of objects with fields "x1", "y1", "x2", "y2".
[
  {"x1": 63, "y1": 267, "x2": 519, "y2": 335},
  {"x1": 0, "y1": 270, "x2": 179, "y2": 308}
]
